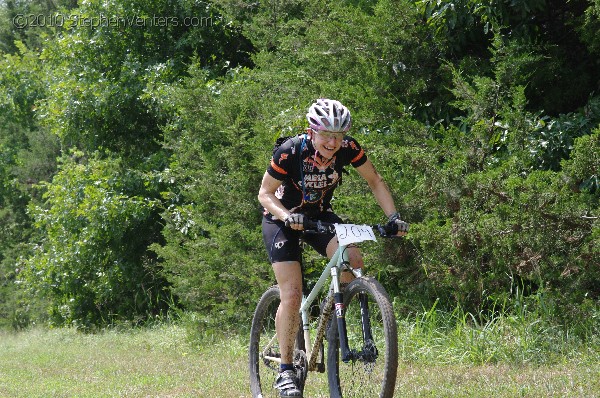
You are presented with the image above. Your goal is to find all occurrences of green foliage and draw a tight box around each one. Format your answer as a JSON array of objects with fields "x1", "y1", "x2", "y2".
[
  {"x1": 0, "y1": 0, "x2": 255, "y2": 328},
  {"x1": 562, "y1": 128, "x2": 600, "y2": 194},
  {"x1": 418, "y1": 0, "x2": 547, "y2": 46},
  {"x1": 528, "y1": 114, "x2": 588, "y2": 172},
  {"x1": 581, "y1": 0, "x2": 600, "y2": 55},
  {"x1": 20, "y1": 152, "x2": 171, "y2": 328},
  {"x1": 152, "y1": 66, "x2": 271, "y2": 327},
  {"x1": 395, "y1": 32, "x2": 599, "y2": 315},
  {"x1": 38, "y1": 0, "x2": 250, "y2": 157},
  {"x1": 0, "y1": 0, "x2": 79, "y2": 53},
  {"x1": 0, "y1": 39, "x2": 59, "y2": 329},
  {"x1": 417, "y1": 0, "x2": 599, "y2": 115},
  {"x1": 447, "y1": 36, "x2": 600, "y2": 173},
  {"x1": 152, "y1": 0, "x2": 600, "y2": 328},
  {"x1": 404, "y1": 137, "x2": 599, "y2": 315},
  {"x1": 0, "y1": 0, "x2": 599, "y2": 333},
  {"x1": 153, "y1": 0, "x2": 440, "y2": 324}
]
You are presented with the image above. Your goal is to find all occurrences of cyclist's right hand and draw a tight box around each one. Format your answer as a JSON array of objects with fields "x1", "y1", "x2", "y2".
[{"x1": 284, "y1": 213, "x2": 304, "y2": 230}]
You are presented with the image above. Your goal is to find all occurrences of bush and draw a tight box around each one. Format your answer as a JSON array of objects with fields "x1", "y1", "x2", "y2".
[{"x1": 20, "y1": 151, "x2": 171, "y2": 329}]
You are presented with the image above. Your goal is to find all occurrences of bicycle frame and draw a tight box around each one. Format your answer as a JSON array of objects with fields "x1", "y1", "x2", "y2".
[
  {"x1": 251, "y1": 221, "x2": 400, "y2": 398},
  {"x1": 260, "y1": 243, "x2": 361, "y2": 371}
]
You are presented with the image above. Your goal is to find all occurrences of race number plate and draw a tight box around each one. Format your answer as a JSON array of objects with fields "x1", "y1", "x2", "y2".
[{"x1": 334, "y1": 224, "x2": 377, "y2": 246}]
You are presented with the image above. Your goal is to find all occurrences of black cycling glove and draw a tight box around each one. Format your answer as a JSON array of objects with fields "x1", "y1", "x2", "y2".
[
  {"x1": 284, "y1": 213, "x2": 304, "y2": 230},
  {"x1": 387, "y1": 212, "x2": 409, "y2": 234}
]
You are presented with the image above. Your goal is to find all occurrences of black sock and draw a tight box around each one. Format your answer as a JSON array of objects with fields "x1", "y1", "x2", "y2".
[{"x1": 280, "y1": 363, "x2": 294, "y2": 372}]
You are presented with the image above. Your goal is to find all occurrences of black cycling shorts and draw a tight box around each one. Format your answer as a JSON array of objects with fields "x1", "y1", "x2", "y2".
[{"x1": 262, "y1": 212, "x2": 343, "y2": 264}]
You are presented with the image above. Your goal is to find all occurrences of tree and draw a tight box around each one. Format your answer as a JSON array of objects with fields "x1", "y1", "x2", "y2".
[
  {"x1": 13, "y1": 0, "x2": 254, "y2": 327},
  {"x1": 154, "y1": 0, "x2": 438, "y2": 324},
  {"x1": 38, "y1": 0, "x2": 252, "y2": 158},
  {"x1": 0, "y1": 40, "x2": 59, "y2": 328},
  {"x1": 416, "y1": 0, "x2": 599, "y2": 116},
  {"x1": 0, "y1": 0, "x2": 79, "y2": 53},
  {"x1": 21, "y1": 152, "x2": 171, "y2": 328}
]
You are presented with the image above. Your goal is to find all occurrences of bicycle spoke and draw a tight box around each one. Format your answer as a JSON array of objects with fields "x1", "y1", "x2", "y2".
[{"x1": 341, "y1": 299, "x2": 387, "y2": 395}]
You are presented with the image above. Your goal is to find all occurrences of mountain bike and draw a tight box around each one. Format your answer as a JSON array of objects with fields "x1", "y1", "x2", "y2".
[{"x1": 249, "y1": 219, "x2": 399, "y2": 398}]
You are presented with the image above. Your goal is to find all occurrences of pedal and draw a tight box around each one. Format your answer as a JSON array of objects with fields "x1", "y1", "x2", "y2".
[{"x1": 293, "y1": 349, "x2": 308, "y2": 391}]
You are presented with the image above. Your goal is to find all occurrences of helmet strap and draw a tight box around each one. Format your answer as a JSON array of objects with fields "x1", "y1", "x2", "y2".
[{"x1": 300, "y1": 135, "x2": 308, "y2": 203}]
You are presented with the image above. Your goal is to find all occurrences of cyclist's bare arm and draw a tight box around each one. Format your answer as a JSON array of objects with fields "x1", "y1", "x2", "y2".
[
  {"x1": 258, "y1": 171, "x2": 290, "y2": 222},
  {"x1": 355, "y1": 159, "x2": 407, "y2": 233}
]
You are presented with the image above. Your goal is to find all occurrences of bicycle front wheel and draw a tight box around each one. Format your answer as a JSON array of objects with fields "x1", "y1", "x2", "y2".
[
  {"x1": 249, "y1": 285, "x2": 281, "y2": 398},
  {"x1": 327, "y1": 276, "x2": 398, "y2": 398}
]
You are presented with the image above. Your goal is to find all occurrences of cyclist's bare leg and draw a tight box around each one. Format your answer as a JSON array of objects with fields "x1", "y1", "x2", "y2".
[
  {"x1": 326, "y1": 238, "x2": 364, "y2": 284},
  {"x1": 272, "y1": 260, "x2": 303, "y2": 365}
]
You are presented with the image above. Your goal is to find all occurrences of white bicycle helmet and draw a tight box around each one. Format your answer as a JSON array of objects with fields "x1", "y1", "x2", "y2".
[{"x1": 306, "y1": 98, "x2": 352, "y2": 132}]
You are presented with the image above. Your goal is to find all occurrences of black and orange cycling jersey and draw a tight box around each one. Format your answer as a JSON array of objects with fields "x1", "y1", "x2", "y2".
[{"x1": 266, "y1": 134, "x2": 367, "y2": 217}]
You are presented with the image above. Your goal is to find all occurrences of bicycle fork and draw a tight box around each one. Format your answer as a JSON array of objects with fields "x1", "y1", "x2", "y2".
[{"x1": 331, "y1": 266, "x2": 377, "y2": 363}]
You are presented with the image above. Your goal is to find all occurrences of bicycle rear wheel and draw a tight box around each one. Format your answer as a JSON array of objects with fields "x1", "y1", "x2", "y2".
[
  {"x1": 249, "y1": 285, "x2": 282, "y2": 398},
  {"x1": 327, "y1": 277, "x2": 398, "y2": 398}
]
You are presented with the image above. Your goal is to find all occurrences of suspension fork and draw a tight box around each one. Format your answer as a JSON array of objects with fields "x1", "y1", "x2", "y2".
[
  {"x1": 332, "y1": 262, "x2": 376, "y2": 364},
  {"x1": 331, "y1": 265, "x2": 353, "y2": 363},
  {"x1": 359, "y1": 291, "x2": 375, "y2": 343},
  {"x1": 335, "y1": 290, "x2": 377, "y2": 362}
]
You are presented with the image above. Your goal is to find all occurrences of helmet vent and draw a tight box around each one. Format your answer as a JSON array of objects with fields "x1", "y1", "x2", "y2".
[{"x1": 306, "y1": 98, "x2": 352, "y2": 132}]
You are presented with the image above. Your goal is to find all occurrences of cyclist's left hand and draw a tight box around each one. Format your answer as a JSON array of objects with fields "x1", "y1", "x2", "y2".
[{"x1": 388, "y1": 212, "x2": 409, "y2": 236}]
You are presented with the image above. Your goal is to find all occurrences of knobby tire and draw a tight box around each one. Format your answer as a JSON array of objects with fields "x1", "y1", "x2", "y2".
[
  {"x1": 249, "y1": 285, "x2": 282, "y2": 398},
  {"x1": 326, "y1": 277, "x2": 398, "y2": 398}
]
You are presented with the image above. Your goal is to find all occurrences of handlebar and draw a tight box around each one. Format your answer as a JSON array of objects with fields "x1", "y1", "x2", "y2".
[{"x1": 302, "y1": 219, "x2": 401, "y2": 238}]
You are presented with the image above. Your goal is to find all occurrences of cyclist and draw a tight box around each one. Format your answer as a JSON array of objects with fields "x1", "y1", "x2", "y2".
[{"x1": 258, "y1": 98, "x2": 408, "y2": 397}]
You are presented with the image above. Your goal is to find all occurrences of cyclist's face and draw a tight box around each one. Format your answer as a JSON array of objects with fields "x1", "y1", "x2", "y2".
[{"x1": 312, "y1": 130, "x2": 344, "y2": 158}]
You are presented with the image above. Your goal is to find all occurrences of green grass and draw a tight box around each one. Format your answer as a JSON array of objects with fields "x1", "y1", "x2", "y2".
[
  {"x1": 1, "y1": 311, "x2": 599, "y2": 397},
  {"x1": 0, "y1": 325, "x2": 250, "y2": 397}
]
